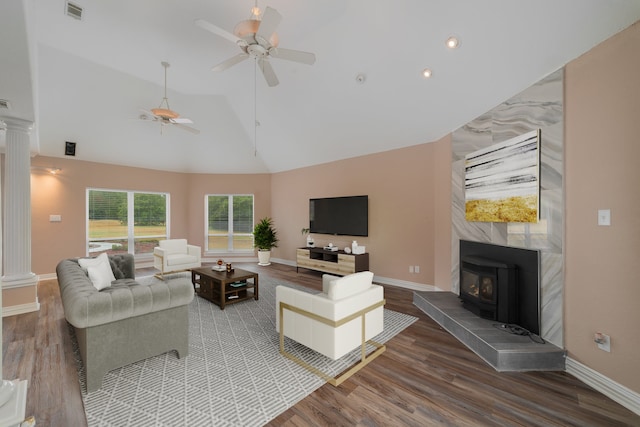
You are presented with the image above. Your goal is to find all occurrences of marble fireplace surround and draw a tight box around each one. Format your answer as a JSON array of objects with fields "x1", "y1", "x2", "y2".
[{"x1": 451, "y1": 68, "x2": 564, "y2": 348}]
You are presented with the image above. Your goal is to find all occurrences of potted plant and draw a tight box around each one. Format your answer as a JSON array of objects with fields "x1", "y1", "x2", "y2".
[
  {"x1": 253, "y1": 217, "x2": 278, "y2": 266},
  {"x1": 301, "y1": 227, "x2": 314, "y2": 247}
]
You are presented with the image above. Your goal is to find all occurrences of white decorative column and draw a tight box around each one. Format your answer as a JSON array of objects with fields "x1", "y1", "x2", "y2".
[
  {"x1": 2, "y1": 117, "x2": 37, "y2": 286},
  {"x1": 0, "y1": 117, "x2": 30, "y2": 426}
]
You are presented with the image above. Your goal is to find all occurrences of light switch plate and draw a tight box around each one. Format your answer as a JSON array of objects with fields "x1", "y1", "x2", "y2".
[
  {"x1": 598, "y1": 209, "x2": 610, "y2": 226},
  {"x1": 49, "y1": 214, "x2": 62, "y2": 222}
]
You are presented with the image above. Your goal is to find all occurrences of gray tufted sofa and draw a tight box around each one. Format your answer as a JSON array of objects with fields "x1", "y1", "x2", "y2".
[{"x1": 56, "y1": 254, "x2": 194, "y2": 392}]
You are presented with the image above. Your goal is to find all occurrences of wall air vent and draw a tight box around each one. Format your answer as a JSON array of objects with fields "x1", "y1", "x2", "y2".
[
  {"x1": 66, "y1": 1, "x2": 83, "y2": 20},
  {"x1": 0, "y1": 99, "x2": 10, "y2": 110}
]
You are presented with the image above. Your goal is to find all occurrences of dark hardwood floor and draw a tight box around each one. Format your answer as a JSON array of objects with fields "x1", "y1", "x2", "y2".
[{"x1": 3, "y1": 262, "x2": 639, "y2": 426}]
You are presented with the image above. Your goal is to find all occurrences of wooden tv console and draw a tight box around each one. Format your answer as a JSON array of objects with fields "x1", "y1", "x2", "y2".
[{"x1": 296, "y1": 247, "x2": 369, "y2": 276}]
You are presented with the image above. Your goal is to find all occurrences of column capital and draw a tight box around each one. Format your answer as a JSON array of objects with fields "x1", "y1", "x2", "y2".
[{"x1": 0, "y1": 116, "x2": 33, "y2": 134}]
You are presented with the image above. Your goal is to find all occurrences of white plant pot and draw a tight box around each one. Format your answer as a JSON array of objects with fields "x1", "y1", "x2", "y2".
[{"x1": 257, "y1": 249, "x2": 271, "y2": 266}]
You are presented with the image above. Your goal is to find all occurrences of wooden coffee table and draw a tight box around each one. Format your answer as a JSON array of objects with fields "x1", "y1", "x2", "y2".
[{"x1": 191, "y1": 267, "x2": 259, "y2": 310}]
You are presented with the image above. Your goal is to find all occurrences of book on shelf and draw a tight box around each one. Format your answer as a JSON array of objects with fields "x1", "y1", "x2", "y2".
[{"x1": 229, "y1": 280, "x2": 247, "y2": 288}]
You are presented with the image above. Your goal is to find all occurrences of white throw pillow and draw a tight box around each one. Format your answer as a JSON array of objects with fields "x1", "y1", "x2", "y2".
[
  {"x1": 87, "y1": 263, "x2": 114, "y2": 291},
  {"x1": 79, "y1": 253, "x2": 116, "y2": 290},
  {"x1": 79, "y1": 252, "x2": 107, "y2": 273}
]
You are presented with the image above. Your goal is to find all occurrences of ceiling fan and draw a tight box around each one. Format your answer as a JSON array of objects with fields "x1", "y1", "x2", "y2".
[
  {"x1": 195, "y1": 3, "x2": 316, "y2": 87},
  {"x1": 140, "y1": 61, "x2": 200, "y2": 135}
]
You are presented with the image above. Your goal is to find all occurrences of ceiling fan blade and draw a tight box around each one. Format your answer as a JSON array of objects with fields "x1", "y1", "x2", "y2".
[
  {"x1": 259, "y1": 58, "x2": 279, "y2": 87},
  {"x1": 173, "y1": 123, "x2": 201, "y2": 135},
  {"x1": 195, "y1": 19, "x2": 241, "y2": 44},
  {"x1": 169, "y1": 117, "x2": 193, "y2": 124},
  {"x1": 212, "y1": 53, "x2": 249, "y2": 72},
  {"x1": 256, "y1": 7, "x2": 282, "y2": 45},
  {"x1": 140, "y1": 109, "x2": 159, "y2": 121},
  {"x1": 270, "y1": 47, "x2": 316, "y2": 65}
]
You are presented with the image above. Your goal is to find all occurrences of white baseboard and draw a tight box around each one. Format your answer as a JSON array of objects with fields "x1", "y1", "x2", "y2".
[
  {"x1": 271, "y1": 258, "x2": 294, "y2": 267},
  {"x1": 272, "y1": 258, "x2": 438, "y2": 292},
  {"x1": 565, "y1": 357, "x2": 640, "y2": 416},
  {"x1": 2, "y1": 301, "x2": 40, "y2": 317},
  {"x1": 373, "y1": 275, "x2": 438, "y2": 291}
]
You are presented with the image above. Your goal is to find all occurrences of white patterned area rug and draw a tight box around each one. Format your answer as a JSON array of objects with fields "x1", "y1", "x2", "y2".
[{"x1": 74, "y1": 273, "x2": 418, "y2": 426}]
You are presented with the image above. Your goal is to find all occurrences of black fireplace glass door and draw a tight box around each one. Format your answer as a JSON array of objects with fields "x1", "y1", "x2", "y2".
[
  {"x1": 461, "y1": 270, "x2": 480, "y2": 298},
  {"x1": 479, "y1": 276, "x2": 495, "y2": 302},
  {"x1": 461, "y1": 267, "x2": 497, "y2": 304}
]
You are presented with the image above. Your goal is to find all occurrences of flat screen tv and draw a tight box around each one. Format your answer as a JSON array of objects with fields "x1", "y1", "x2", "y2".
[{"x1": 309, "y1": 195, "x2": 368, "y2": 236}]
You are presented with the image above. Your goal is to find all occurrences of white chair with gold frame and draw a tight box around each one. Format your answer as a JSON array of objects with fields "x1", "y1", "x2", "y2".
[
  {"x1": 153, "y1": 238, "x2": 201, "y2": 280},
  {"x1": 276, "y1": 271, "x2": 385, "y2": 386}
]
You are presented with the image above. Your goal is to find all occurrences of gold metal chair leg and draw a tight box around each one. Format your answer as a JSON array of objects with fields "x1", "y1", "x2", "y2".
[{"x1": 279, "y1": 338, "x2": 385, "y2": 387}]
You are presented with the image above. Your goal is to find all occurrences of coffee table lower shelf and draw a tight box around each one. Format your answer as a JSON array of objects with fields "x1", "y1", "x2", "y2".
[{"x1": 191, "y1": 267, "x2": 259, "y2": 310}]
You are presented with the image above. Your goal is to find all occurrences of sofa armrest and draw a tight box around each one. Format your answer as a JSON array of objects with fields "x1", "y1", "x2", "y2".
[
  {"x1": 187, "y1": 245, "x2": 201, "y2": 259},
  {"x1": 109, "y1": 254, "x2": 135, "y2": 279},
  {"x1": 154, "y1": 247, "x2": 166, "y2": 257}
]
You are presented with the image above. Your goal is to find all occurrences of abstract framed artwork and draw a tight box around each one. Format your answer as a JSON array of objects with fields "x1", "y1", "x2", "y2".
[{"x1": 464, "y1": 129, "x2": 540, "y2": 223}]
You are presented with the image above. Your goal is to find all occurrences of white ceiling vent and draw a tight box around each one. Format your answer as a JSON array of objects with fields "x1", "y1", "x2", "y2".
[
  {"x1": 0, "y1": 99, "x2": 10, "y2": 110},
  {"x1": 66, "y1": 1, "x2": 83, "y2": 20}
]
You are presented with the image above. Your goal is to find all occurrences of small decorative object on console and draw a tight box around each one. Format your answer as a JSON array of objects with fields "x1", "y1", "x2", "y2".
[
  {"x1": 301, "y1": 227, "x2": 315, "y2": 247},
  {"x1": 324, "y1": 243, "x2": 339, "y2": 252},
  {"x1": 344, "y1": 246, "x2": 352, "y2": 254},
  {"x1": 212, "y1": 259, "x2": 226, "y2": 271},
  {"x1": 352, "y1": 240, "x2": 365, "y2": 254}
]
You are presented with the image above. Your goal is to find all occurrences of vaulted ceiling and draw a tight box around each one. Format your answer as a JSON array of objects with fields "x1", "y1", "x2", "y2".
[{"x1": 2, "y1": 0, "x2": 640, "y2": 173}]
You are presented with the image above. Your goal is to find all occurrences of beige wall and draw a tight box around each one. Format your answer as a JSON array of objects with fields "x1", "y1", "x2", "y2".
[
  {"x1": 30, "y1": 156, "x2": 190, "y2": 274},
  {"x1": 31, "y1": 140, "x2": 450, "y2": 288},
  {"x1": 271, "y1": 136, "x2": 452, "y2": 289},
  {"x1": 30, "y1": 156, "x2": 271, "y2": 275},
  {"x1": 564, "y1": 21, "x2": 640, "y2": 392}
]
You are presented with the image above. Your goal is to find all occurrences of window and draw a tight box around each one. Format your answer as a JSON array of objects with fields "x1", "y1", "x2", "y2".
[
  {"x1": 87, "y1": 189, "x2": 169, "y2": 256},
  {"x1": 206, "y1": 195, "x2": 254, "y2": 252}
]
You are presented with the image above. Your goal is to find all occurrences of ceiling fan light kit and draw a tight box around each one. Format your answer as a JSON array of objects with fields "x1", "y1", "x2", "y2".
[
  {"x1": 150, "y1": 108, "x2": 179, "y2": 119},
  {"x1": 196, "y1": 4, "x2": 315, "y2": 87}
]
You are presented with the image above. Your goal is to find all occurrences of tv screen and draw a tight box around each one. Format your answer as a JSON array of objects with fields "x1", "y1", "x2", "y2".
[{"x1": 309, "y1": 195, "x2": 368, "y2": 236}]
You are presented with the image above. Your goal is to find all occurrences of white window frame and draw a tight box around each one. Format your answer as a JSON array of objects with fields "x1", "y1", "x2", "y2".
[
  {"x1": 205, "y1": 194, "x2": 254, "y2": 253},
  {"x1": 86, "y1": 188, "x2": 170, "y2": 257}
]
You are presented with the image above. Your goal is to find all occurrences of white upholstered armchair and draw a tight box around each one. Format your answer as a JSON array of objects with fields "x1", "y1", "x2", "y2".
[
  {"x1": 276, "y1": 271, "x2": 385, "y2": 386},
  {"x1": 153, "y1": 239, "x2": 201, "y2": 279}
]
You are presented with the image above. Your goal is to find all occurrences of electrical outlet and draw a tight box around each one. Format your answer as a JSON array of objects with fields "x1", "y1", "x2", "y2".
[
  {"x1": 409, "y1": 266, "x2": 414, "y2": 273},
  {"x1": 414, "y1": 265, "x2": 420, "y2": 273},
  {"x1": 594, "y1": 332, "x2": 611, "y2": 352}
]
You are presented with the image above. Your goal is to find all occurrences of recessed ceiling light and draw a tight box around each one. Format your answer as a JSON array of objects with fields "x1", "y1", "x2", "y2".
[
  {"x1": 422, "y1": 68, "x2": 432, "y2": 79},
  {"x1": 446, "y1": 36, "x2": 460, "y2": 49}
]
